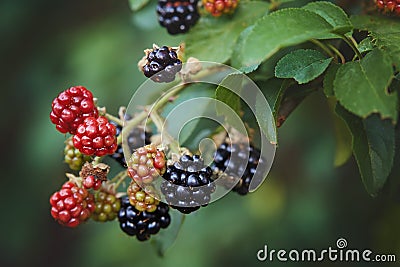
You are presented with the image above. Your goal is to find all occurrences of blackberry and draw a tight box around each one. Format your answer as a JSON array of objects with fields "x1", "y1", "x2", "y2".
[
  {"x1": 211, "y1": 142, "x2": 263, "y2": 195},
  {"x1": 203, "y1": 0, "x2": 239, "y2": 17},
  {"x1": 118, "y1": 196, "x2": 171, "y2": 241},
  {"x1": 72, "y1": 116, "x2": 118, "y2": 156},
  {"x1": 64, "y1": 137, "x2": 91, "y2": 171},
  {"x1": 92, "y1": 191, "x2": 121, "y2": 222},
  {"x1": 50, "y1": 181, "x2": 95, "y2": 227},
  {"x1": 375, "y1": 0, "x2": 400, "y2": 15},
  {"x1": 127, "y1": 144, "x2": 166, "y2": 185},
  {"x1": 142, "y1": 46, "x2": 182, "y2": 83},
  {"x1": 127, "y1": 181, "x2": 160, "y2": 212},
  {"x1": 157, "y1": 0, "x2": 200, "y2": 35},
  {"x1": 161, "y1": 155, "x2": 215, "y2": 214},
  {"x1": 110, "y1": 123, "x2": 152, "y2": 168}
]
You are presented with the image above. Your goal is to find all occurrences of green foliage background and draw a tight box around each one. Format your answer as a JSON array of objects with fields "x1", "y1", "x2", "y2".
[{"x1": 1, "y1": 0, "x2": 399, "y2": 266}]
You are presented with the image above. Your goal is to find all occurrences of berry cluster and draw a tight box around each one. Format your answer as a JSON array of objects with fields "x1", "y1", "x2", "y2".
[
  {"x1": 50, "y1": 86, "x2": 98, "y2": 134},
  {"x1": 161, "y1": 155, "x2": 215, "y2": 214},
  {"x1": 202, "y1": 0, "x2": 239, "y2": 17},
  {"x1": 142, "y1": 46, "x2": 182, "y2": 83},
  {"x1": 127, "y1": 181, "x2": 160, "y2": 212},
  {"x1": 157, "y1": 0, "x2": 200, "y2": 35},
  {"x1": 73, "y1": 116, "x2": 118, "y2": 156},
  {"x1": 64, "y1": 137, "x2": 92, "y2": 171},
  {"x1": 211, "y1": 142, "x2": 263, "y2": 195},
  {"x1": 92, "y1": 191, "x2": 121, "y2": 222},
  {"x1": 375, "y1": 0, "x2": 400, "y2": 15},
  {"x1": 50, "y1": 181, "x2": 95, "y2": 227},
  {"x1": 127, "y1": 144, "x2": 166, "y2": 184},
  {"x1": 110, "y1": 125, "x2": 152, "y2": 168},
  {"x1": 118, "y1": 196, "x2": 171, "y2": 241}
]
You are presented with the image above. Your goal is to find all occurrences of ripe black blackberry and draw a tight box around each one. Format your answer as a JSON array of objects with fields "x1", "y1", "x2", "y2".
[
  {"x1": 118, "y1": 196, "x2": 171, "y2": 241},
  {"x1": 109, "y1": 122, "x2": 152, "y2": 168},
  {"x1": 142, "y1": 46, "x2": 182, "y2": 83},
  {"x1": 211, "y1": 142, "x2": 264, "y2": 195},
  {"x1": 157, "y1": 0, "x2": 200, "y2": 35},
  {"x1": 161, "y1": 155, "x2": 215, "y2": 214}
]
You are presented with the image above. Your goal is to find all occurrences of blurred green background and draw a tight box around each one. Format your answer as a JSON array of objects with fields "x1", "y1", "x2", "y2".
[{"x1": 2, "y1": 0, "x2": 399, "y2": 266}]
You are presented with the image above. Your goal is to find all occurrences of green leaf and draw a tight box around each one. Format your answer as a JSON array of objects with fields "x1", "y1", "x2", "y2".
[
  {"x1": 358, "y1": 37, "x2": 375, "y2": 54},
  {"x1": 336, "y1": 105, "x2": 395, "y2": 196},
  {"x1": 151, "y1": 211, "x2": 185, "y2": 257},
  {"x1": 215, "y1": 73, "x2": 243, "y2": 116},
  {"x1": 258, "y1": 78, "x2": 292, "y2": 116},
  {"x1": 256, "y1": 92, "x2": 277, "y2": 145},
  {"x1": 333, "y1": 48, "x2": 397, "y2": 122},
  {"x1": 351, "y1": 15, "x2": 400, "y2": 68},
  {"x1": 232, "y1": 8, "x2": 334, "y2": 69},
  {"x1": 327, "y1": 99, "x2": 352, "y2": 166},
  {"x1": 323, "y1": 63, "x2": 339, "y2": 97},
  {"x1": 275, "y1": 49, "x2": 332, "y2": 84},
  {"x1": 302, "y1": 1, "x2": 352, "y2": 36},
  {"x1": 128, "y1": 0, "x2": 150, "y2": 12},
  {"x1": 185, "y1": 2, "x2": 269, "y2": 63}
]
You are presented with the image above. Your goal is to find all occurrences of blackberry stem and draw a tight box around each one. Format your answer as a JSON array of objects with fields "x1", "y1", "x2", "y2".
[
  {"x1": 327, "y1": 44, "x2": 346, "y2": 63},
  {"x1": 109, "y1": 170, "x2": 129, "y2": 189},
  {"x1": 340, "y1": 34, "x2": 362, "y2": 60},
  {"x1": 104, "y1": 113, "x2": 124, "y2": 126},
  {"x1": 310, "y1": 39, "x2": 336, "y2": 59},
  {"x1": 150, "y1": 111, "x2": 181, "y2": 154},
  {"x1": 122, "y1": 66, "x2": 227, "y2": 144}
]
